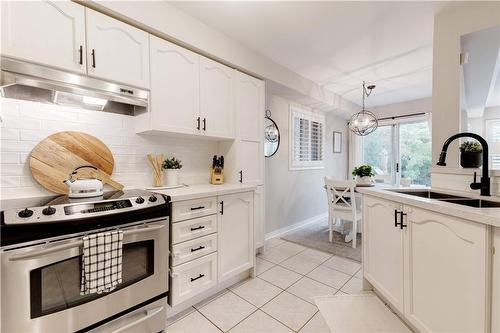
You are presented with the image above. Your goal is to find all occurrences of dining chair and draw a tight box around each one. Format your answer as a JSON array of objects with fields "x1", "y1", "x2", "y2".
[{"x1": 324, "y1": 177, "x2": 362, "y2": 248}]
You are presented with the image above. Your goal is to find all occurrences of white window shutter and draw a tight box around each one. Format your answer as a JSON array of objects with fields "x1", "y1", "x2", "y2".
[{"x1": 289, "y1": 106, "x2": 325, "y2": 170}]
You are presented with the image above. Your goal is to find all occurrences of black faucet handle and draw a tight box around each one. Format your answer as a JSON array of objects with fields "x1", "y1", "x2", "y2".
[{"x1": 473, "y1": 172, "x2": 477, "y2": 183}]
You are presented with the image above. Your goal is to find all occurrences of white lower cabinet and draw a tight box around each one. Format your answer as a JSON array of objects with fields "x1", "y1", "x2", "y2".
[
  {"x1": 171, "y1": 234, "x2": 217, "y2": 266},
  {"x1": 404, "y1": 206, "x2": 487, "y2": 332},
  {"x1": 170, "y1": 253, "x2": 217, "y2": 306},
  {"x1": 217, "y1": 191, "x2": 254, "y2": 282},
  {"x1": 493, "y1": 227, "x2": 500, "y2": 333},
  {"x1": 254, "y1": 186, "x2": 265, "y2": 250},
  {"x1": 363, "y1": 195, "x2": 489, "y2": 332},
  {"x1": 169, "y1": 191, "x2": 255, "y2": 307},
  {"x1": 363, "y1": 196, "x2": 405, "y2": 313},
  {"x1": 171, "y1": 197, "x2": 218, "y2": 222},
  {"x1": 171, "y1": 215, "x2": 217, "y2": 244}
]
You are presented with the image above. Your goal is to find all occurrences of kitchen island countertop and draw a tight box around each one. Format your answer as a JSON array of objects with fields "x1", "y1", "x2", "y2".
[{"x1": 357, "y1": 186, "x2": 500, "y2": 227}]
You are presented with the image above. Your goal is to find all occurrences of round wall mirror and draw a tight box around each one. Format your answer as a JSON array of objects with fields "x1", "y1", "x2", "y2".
[{"x1": 264, "y1": 110, "x2": 280, "y2": 157}]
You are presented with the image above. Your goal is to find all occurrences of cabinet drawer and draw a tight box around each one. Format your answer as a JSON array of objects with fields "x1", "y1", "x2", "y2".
[
  {"x1": 172, "y1": 197, "x2": 217, "y2": 222},
  {"x1": 172, "y1": 215, "x2": 217, "y2": 244},
  {"x1": 171, "y1": 234, "x2": 217, "y2": 266},
  {"x1": 170, "y1": 253, "x2": 217, "y2": 306}
]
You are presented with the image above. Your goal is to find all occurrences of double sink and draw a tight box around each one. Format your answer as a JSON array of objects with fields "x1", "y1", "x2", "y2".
[{"x1": 391, "y1": 190, "x2": 500, "y2": 208}]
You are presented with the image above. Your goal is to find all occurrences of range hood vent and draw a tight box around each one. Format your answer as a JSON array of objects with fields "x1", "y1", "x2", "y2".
[{"x1": 1, "y1": 57, "x2": 148, "y2": 115}]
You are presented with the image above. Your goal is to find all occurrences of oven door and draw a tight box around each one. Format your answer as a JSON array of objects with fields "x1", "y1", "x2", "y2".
[{"x1": 0, "y1": 219, "x2": 168, "y2": 333}]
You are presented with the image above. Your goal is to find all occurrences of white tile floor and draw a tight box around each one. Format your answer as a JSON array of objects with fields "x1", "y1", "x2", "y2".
[{"x1": 166, "y1": 239, "x2": 362, "y2": 333}]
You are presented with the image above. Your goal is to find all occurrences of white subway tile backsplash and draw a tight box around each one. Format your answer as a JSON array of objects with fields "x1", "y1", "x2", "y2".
[
  {"x1": 0, "y1": 98, "x2": 218, "y2": 199},
  {"x1": 1, "y1": 128, "x2": 19, "y2": 140},
  {"x1": 1, "y1": 176, "x2": 20, "y2": 188},
  {"x1": 1, "y1": 152, "x2": 20, "y2": 164},
  {"x1": 0, "y1": 117, "x2": 41, "y2": 130},
  {"x1": 1, "y1": 140, "x2": 37, "y2": 153}
]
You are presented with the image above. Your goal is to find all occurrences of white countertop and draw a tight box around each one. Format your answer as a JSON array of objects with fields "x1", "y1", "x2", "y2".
[
  {"x1": 148, "y1": 183, "x2": 257, "y2": 202},
  {"x1": 357, "y1": 186, "x2": 500, "y2": 227}
]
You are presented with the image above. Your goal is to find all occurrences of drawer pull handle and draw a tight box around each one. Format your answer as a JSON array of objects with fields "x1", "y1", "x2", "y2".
[
  {"x1": 191, "y1": 273, "x2": 205, "y2": 282},
  {"x1": 190, "y1": 225, "x2": 205, "y2": 231},
  {"x1": 191, "y1": 245, "x2": 205, "y2": 252},
  {"x1": 190, "y1": 206, "x2": 205, "y2": 211}
]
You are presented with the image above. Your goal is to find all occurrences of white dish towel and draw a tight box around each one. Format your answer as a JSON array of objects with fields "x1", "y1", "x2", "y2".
[{"x1": 80, "y1": 230, "x2": 123, "y2": 295}]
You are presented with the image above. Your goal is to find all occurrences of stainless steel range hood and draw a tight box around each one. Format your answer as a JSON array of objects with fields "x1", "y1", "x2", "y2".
[{"x1": 0, "y1": 57, "x2": 148, "y2": 114}]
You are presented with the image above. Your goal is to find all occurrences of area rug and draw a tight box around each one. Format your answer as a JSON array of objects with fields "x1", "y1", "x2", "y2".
[
  {"x1": 315, "y1": 294, "x2": 411, "y2": 332},
  {"x1": 281, "y1": 220, "x2": 362, "y2": 262}
]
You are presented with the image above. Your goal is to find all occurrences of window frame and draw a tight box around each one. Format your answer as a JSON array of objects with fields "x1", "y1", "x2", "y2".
[
  {"x1": 361, "y1": 114, "x2": 431, "y2": 186},
  {"x1": 289, "y1": 105, "x2": 325, "y2": 171}
]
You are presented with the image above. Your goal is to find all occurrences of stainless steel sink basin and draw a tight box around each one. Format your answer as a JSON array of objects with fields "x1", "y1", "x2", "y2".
[
  {"x1": 390, "y1": 190, "x2": 500, "y2": 208},
  {"x1": 391, "y1": 190, "x2": 468, "y2": 200}
]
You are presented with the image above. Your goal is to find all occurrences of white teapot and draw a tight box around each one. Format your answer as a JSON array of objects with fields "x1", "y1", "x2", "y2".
[{"x1": 64, "y1": 166, "x2": 104, "y2": 198}]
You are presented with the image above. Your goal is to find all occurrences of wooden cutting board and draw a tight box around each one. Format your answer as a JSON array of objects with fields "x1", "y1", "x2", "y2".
[{"x1": 29, "y1": 131, "x2": 123, "y2": 194}]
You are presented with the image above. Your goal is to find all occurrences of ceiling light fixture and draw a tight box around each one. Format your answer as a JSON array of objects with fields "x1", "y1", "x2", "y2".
[{"x1": 349, "y1": 81, "x2": 378, "y2": 136}]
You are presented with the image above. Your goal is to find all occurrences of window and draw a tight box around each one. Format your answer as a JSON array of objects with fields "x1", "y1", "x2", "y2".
[
  {"x1": 289, "y1": 105, "x2": 325, "y2": 170},
  {"x1": 486, "y1": 119, "x2": 500, "y2": 170},
  {"x1": 361, "y1": 116, "x2": 431, "y2": 186}
]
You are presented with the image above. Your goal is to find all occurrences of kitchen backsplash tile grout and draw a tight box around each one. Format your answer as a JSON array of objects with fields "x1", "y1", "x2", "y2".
[{"x1": 0, "y1": 97, "x2": 219, "y2": 199}]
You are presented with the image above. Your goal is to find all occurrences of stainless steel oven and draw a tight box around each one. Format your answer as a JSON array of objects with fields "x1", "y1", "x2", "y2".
[{"x1": 0, "y1": 190, "x2": 170, "y2": 333}]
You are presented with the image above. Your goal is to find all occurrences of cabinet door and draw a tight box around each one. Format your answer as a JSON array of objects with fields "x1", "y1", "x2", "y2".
[
  {"x1": 217, "y1": 191, "x2": 254, "y2": 282},
  {"x1": 86, "y1": 9, "x2": 149, "y2": 88},
  {"x1": 493, "y1": 227, "x2": 500, "y2": 333},
  {"x1": 149, "y1": 36, "x2": 199, "y2": 135},
  {"x1": 235, "y1": 71, "x2": 264, "y2": 141},
  {"x1": 404, "y1": 206, "x2": 487, "y2": 333},
  {"x1": 239, "y1": 140, "x2": 264, "y2": 185},
  {"x1": 254, "y1": 186, "x2": 265, "y2": 250},
  {"x1": 363, "y1": 196, "x2": 405, "y2": 313},
  {"x1": 1, "y1": 1, "x2": 86, "y2": 74},
  {"x1": 200, "y1": 56, "x2": 234, "y2": 139}
]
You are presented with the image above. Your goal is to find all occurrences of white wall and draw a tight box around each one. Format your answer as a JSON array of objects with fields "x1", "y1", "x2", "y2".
[
  {"x1": 432, "y1": 3, "x2": 500, "y2": 166},
  {"x1": 0, "y1": 98, "x2": 218, "y2": 199},
  {"x1": 370, "y1": 97, "x2": 432, "y2": 119},
  {"x1": 264, "y1": 94, "x2": 348, "y2": 236},
  {"x1": 84, "y1": 0, "x2": 358, "y2": 115}
]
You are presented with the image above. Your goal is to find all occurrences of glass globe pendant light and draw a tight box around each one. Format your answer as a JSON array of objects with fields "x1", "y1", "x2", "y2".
[{"x1": 349, "y1": 81, "x2": 378, "y2": 136}]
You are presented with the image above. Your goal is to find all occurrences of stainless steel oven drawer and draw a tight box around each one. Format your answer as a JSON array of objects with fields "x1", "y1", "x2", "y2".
[{"x1": 88, "y1": 297, "x2": 166, "y2": 333}]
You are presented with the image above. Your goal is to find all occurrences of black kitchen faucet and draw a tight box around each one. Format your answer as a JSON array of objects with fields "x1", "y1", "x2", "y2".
[{"x1": 436, "y1": 132, "x2": 490, "y2": 196}]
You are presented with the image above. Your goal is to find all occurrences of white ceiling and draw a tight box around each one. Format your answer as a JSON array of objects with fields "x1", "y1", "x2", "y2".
[{"x1": 170, "y1": 1, "x2": 450, "y2": 107}]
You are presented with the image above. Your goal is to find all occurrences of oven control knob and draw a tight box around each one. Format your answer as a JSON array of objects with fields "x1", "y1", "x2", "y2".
[
  {"x1": 148, "y1": 195, "x2": 158, "y2": 202},
  {"x1": 135, "y1": 196, "x2": 145, "y2": 204},
  {"x1": 18, "y1": 208, "x2": 34, "y2": 218},
  {"x1": 42, "y1": 206, "x2": 56, "y2": 216}
]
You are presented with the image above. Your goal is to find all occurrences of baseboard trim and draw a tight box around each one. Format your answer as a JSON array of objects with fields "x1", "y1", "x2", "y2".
[{"x1": 265, "y1": 212, "x2": 328, "y2": 241}]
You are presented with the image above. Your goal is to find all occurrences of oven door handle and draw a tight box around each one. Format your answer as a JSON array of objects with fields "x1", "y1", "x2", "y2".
[
  {"x1": 8, "y1": 224, "x2": 165, "y2": 261},
  {"x1": 110, "y1": 306, "x2": 164, "y2": 333}
]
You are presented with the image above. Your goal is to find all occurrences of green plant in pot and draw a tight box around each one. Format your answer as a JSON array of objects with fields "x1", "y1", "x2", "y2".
[
  {"x1": 352, "y1": 164, "x2": 375, "y2": 185},
  {"x1": 162, "y1": 157, "x2": 182, "y2": 186},
  {"x1": 459, "y1": 141, "x2": 482, "y2": 168}
]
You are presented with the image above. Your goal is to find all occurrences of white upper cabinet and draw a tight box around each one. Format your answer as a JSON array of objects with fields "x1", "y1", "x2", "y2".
[
  {"x1": 86, "y1": 9, "x2": 149, "y2": 88},
  {"x1": 363, "y1": 196, "x2": 405, "y2": 313},
  {"x1": 149, "y1": 36, "x2": 199, "y2": 135},
  {"x1": 217, "y1": 191, "x2": 254, "y2": 282},
  {"x1": 235, "y1": 71, "x2": 264, "y2": 142},
  {"x1": 200, "y1": 56, "x2": 234, "y2": 139},
  {"x1": 1, "y1": 0, "x2": 86, "y2": 74}
]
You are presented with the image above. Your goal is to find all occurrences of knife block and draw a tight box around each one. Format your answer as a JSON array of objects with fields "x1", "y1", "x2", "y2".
[{"x1": 210, "y1": 168, "x2": 224, "y2": 185}]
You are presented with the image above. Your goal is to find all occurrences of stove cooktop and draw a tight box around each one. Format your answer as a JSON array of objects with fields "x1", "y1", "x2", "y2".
[{"x1": 0, "y1": 189, "x2": 171, "y2": 247}]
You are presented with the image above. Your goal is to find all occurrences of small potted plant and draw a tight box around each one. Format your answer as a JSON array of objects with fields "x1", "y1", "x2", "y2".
[
  {"x1": 460, "y1": 141, "x2": 483, "y2": 168},
  {"x1": 162, "y1": 157, "x2": 182, "y2": 186},
  {"x1": 352, "y1": 164, "x2": 375, "y2": 185}
]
